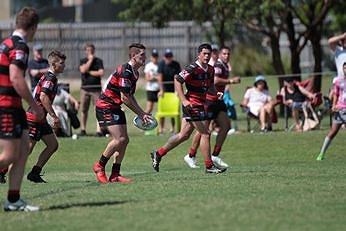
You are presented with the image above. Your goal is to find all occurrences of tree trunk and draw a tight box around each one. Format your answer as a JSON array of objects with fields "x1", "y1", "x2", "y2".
[{"x1": 309, "y1": 27, "x2": 323, "y2": 93}]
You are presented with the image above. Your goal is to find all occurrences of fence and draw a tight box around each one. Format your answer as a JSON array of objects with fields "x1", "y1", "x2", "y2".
[{"x1": 0, "y1": 21, "x2": 211, "y2": 76}]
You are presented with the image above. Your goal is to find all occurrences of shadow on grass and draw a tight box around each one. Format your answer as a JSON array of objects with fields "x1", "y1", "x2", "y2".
[{"x1": 44, "y1": 200, "x2": 130, "y2": 211}]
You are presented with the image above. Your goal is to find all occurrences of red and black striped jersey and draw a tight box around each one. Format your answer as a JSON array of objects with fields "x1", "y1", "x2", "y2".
[
  {"x1": 26, "y1": 71, "x2": 58, "y2": 122},
  {"x1": 96, "y1": 63, "x2": 139, "y2": 109},
  {"x1": 206, "y1": 59, "x2": 230, "y2": 101},
  {"x1": 0, "y1": 35, "x2": 29, "y2": 108},
  {"x1": 175, "y1": 62, "x2": 214, "y2": 105}
]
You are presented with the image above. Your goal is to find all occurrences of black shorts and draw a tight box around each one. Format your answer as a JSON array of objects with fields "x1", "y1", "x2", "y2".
[
  {"x1": 96, "y1": 106, "x2": 127, "y2": 127},
  {"x1": 147, "y1": 91, "x2": 159, "y2": 102},
  {"x1": 0, "y1": 107, "x2": 28, "y2": 139},
  {"x1": 182, "y1": 105, "x2": 208, "y2": 122},
  {"x1": 206, "y1": 100, "x2": 227, "y2": 120},
  {"x1": 28, "y1": 121, "x2": 54, "y2": 141}
]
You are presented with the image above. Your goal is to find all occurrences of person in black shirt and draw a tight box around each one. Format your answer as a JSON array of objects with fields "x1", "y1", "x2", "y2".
[
  {"x1": 157, "y1": 49, "x2": 181, "y2": 134},
  {"x1": 79, "y1": 43, "x2": 104, "y2": 136}
]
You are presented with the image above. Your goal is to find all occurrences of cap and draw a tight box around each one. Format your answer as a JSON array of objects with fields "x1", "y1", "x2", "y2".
[
  {"x1": 164, "y1": 48, "x2": 173, "y2": 57},
  {"x1": 33, "y1": 43, "x2": 43, "y2": 51},
  {"x1": 152, "y1": 49, "x2": 159, "y2": 57},
  {"x1": 255, "y1": 75, "x2": 266, "y2": 83}
]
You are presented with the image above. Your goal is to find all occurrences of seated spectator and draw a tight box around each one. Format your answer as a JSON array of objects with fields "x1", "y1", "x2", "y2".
[
  {"x1": 47, "y1": 84, "x2": 80, "y2": 137},
  {"x1": 280, "y1": 79, "x2": 315, "y2": 132},
  {"x1": 241, "y1": 75, "x2": 274, "y2": 132}
]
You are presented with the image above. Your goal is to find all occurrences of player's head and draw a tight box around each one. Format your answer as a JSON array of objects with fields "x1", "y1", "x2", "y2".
[
  {"x1": 197, "y1": 43, "x2": 212, "y2": 65},
  {"x1": 15, "y1": 7, "x2": 39, "y2": 41},
  {"x1": 129, "y1": 43, "x2": 146, "y2": 67},
  {"x1": 219, "y1": 46, "x2": 230, "y2": 63},
  {"x1": 48, "y1": 50, "x2": 66, "y2": 74},
  {"x1": 84, "y1": 43, "x2": 95, "y2": 56}
]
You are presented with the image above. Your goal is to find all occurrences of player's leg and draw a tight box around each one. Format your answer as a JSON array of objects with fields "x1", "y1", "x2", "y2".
[
  {"x1": 193, "y1": 120, "x2": 223, "y2": 173},
  {"x1": 317, "y1": 122, "x2": 342, "y2": 160},
  {"x1": 184, "y1": 131, "x2": 201, "y2": 168},
  {"x1": 151, "y1": 119, "x2": 194, "y2": 172},
  {"x1": 4, "y1": 130, "x2": 39, "y2": 212},
  {"x1": 212, "y1": 111, "x2": 230, "y2": 169}
]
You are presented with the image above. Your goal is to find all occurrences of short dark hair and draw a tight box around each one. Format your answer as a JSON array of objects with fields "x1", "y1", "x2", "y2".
[
  {"x1": 48, "y1": 50, "x2": 66, "y2": 65},
  {"x1": 198, "y1": 43, "x2": 212, "y2": 53},
  {"x1": 85, "y1": 43, "x2": 95, "y2": 51},
  {"x1": 15, "y1": 7, "x2": 39, "y2": 30},
  {"x1": 219, "y1": 46, "x2": 230, "y2": 52},
  {"x1": 129, "y1": 43, "x2": 146, "y2": 58}
]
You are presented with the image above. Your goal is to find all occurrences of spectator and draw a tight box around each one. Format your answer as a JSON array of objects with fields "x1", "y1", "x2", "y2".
[
  {"x1": 241, "y1": 75, "x2": 274, "y2": 133},
  {"x1": 27, "y1": 43, "x2": 49, "y2": 91},
  {"x1": 208, "y1": 44, "x2": 219, "y2": 66},
  {"x1": 47, "y1": 84, "x2": 80, "y2": 137},
  {"x1": 144, "y1": 49, "x2": 160, "y2": 114},
  {"x1": 157, "y1": 48, "x2": 181, "y2": 134},
  {"x1": 79, "y1": 43, "x2": 104, "y2": 136},
  {"x1": 280, "y1": 79, "x2": 315, "y2": 132},
  {"x1": 328, "y1": 32, "x2": 346, "y2": 78}
]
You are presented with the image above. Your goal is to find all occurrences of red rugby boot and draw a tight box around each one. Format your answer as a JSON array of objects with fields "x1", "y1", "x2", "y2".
[
  {"x1": 93, "y1": 162, "x2": 108, "y2": 184},
  {"x1": 109, "y1": 174, "x2": 133, "y2": 183}
]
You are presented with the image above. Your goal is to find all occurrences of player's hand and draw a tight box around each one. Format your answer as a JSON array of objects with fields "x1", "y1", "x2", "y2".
[
  {"x1": 182, "y1": 99, "x2": 191, "y2": 108},
  {"x1": 31, "y1": 104, "x2": 45, "y2": 122},
  {"x1": 140, "y1": 113, "x2": 152, "y2": 125},
  {"x1": 52, "y1": 116, "x2": 60, "y2": 129},
  {"x1": 230, "y1": 77, "x2": 241, "y2": 84}
]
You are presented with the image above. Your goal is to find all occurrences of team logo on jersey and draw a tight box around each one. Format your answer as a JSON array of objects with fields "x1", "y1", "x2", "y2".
[
  {"x1": 43, "y1": 81, "x2": 54, "y2": 90},
  {"x1": 214, "y1": 67, "x2": 222, "y2": 75},
  {"x1": 15, "y1": 50, "x2": 27, "y2": 62}
]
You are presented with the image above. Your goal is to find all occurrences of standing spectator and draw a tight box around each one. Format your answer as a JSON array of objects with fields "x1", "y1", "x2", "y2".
[
  {"x1": 93, "y1": 43, "x2": 151, "y2": 184},
  {"x1": 328, "y1": 32, "x2": 346, "y2": 78},
  {"x1": 79, "y1": 43, "x2": 104, "y2": 136},
  {"x1": 208, "y1": 44, "x2": 219, "y2": 66},
  {"x1": 26, "y1": 50, "x2": 66, "y2": 183},
  {"x1": 144, "y1": 49, "x2": 160, "y2": 114},
  {"x1": 0, "y1": 7, "x2": 44, "y2": 212},
  {"x1": 157, "y1": 48, "x2": 181, "y2": 134},
  {"x1": 27, "y1": 43, "x2": 49, "y2": 91},
  {"x1": 317, "y1": 62, "x2": 346, "y2": 160},
  {"x1": 150, "y1": 43, "x2": 225, "y2": 174}
]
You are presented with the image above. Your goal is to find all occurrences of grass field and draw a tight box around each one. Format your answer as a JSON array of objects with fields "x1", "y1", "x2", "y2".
[
  {"x1": 1, "y1": 129, "x2": 345, "y2": 231},
  {"x1": 1, "y1": 77, "x2": 345, "y2": 230}
]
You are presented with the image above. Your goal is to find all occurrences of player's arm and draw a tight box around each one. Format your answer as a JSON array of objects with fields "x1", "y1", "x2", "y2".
[
  {"x1": 30, "y1": 67, "x2": 49, "y2": 78},
  {"x1": 214, "y1": 76, "x2": 241, "y2": 86},
  {"x1": 328, "y1": 32, "x2": 346, "y2": 51},
  {"x1": 174, "y1": 78, "x2": 190, "y2": 107},
  {"x1": 9, "y1": 64, "x2": 44, "y2": 120},
  {"x1": 40, "y1": 92, "x2": 59, "y2": 128},
  {"x1": 121, "y1": 92, "x2": 151, "y2": 123}
]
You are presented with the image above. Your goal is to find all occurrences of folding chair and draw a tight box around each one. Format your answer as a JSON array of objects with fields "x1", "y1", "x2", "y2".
[{"x1": 154, "y1": 92, "x2": 181, "y2": 134}]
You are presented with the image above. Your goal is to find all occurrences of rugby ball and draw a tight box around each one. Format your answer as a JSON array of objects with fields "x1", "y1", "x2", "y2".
[{"x1": 133, "y1": 115, "x2": 158, "y2": 130}]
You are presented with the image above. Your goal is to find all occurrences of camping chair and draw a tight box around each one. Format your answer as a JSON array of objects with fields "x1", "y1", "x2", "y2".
[
  {"x1": 241, "y1": 87, "x2": 280, "y2": 132},
  {"x1": 282, "y1": 79, "x2": 323, "y2": 131},
  {"x1": 154, "y1": 92, "x2": 181, "y2": 134}
]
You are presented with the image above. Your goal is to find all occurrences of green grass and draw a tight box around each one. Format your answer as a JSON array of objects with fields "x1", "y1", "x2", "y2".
[
  {"x1": 1, "y1": 76, "x2": 344, "y2": 230},
  {"x1": 1, "y1": 129, "x2": 346, "y2": 231}
]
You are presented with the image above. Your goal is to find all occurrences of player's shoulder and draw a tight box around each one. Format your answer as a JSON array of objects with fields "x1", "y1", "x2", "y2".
[{"x1": 185, "y1": 62, "x2": 198, "y2": 73}]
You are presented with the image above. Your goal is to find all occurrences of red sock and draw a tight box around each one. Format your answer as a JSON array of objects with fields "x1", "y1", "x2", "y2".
[
  {"x1": 204, "y1": 159, "x2": 213, "y2": 168},
  {"x1": 157, "y1": 147, "x2": 167, "y2": 157},
  {"x1": 8, "y1": 190, "x2": 20, "y2": 203},
  {"x1": 189, "y1": 148, "x2": 197, "y2": 157},
  {"x1": 212, "y1": 145, "x2": 221, "y2": 156}
]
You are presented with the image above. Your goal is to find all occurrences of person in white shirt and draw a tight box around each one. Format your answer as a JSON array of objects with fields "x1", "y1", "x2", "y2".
[
  {"x1": 143, "y1": 49, "x2": 160, "y2": 114},
  {"x1": 328, "y1": 32, "x2": 346, "y2": 78},
  {"x1": 242, "y1": 76, "x2": 274, "y2": 132}
]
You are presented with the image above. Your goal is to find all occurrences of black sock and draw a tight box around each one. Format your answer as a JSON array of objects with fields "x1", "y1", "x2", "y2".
[
  {"x1": 31, "y1": 165, "x2": 42, "y2": 175},
  {"x1": 111, "y1": 163, "x2": 121, "y2": 176},
  {"x1": 8, "y1": 190, "x2": 20, "y2": 203},
  {"x1": 99, "y1": 155, "x2": 110, "y2": 168}
]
